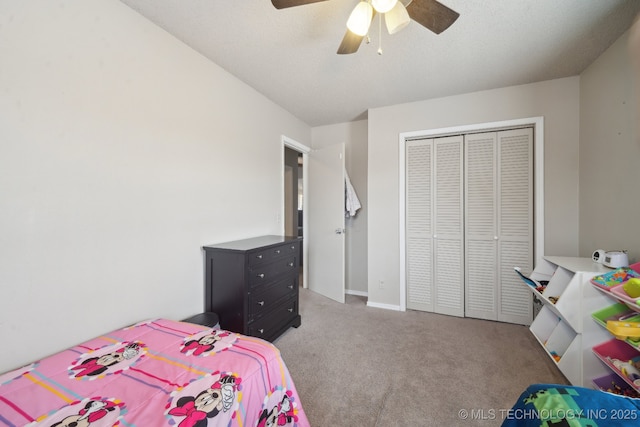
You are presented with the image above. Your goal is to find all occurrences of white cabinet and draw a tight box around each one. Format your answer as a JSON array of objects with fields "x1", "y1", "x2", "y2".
[{"x1": 524, "y1": 256, "x2": 612, "y2": 386}]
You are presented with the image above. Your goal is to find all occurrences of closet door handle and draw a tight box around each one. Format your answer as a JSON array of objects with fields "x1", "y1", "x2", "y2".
[
  {"x1": 258, "y1": 328, "x2": 264, "y2": 334},
  {"x1": 256, "y1": 254, "x2": 263, "y2": 259},
  {"x1": 288, "y1": 308, "x2": 294, "y2": 313},
  {"x1": 257, "y1": 273, "x2": 265, "y2": 279},
  {"x1": 257, "y1": 301, "x2": 265, "y2": 306},
  {"x1": 288, "y1": 262, "x2": 294, "y2": 267}
]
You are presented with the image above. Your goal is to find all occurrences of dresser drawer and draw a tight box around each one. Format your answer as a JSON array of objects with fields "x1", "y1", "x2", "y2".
[
  {"x1": 248, "y1": 297, "x2": 298, "y2": 340},
  {"x1": 248, "y1": 241, "x2": 299, "y2": 268},
  {"x1": 249, "y1": 255, "x2": 298, "y2": 287},
  {"x1": 249, "y1": 277, "x2": 297, "y2": 320}
]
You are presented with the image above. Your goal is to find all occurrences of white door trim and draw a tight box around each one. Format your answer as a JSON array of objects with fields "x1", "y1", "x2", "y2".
[
  {"x1": 282, "y1": 135, "x2": 310, "y2": 289},
  {"x1": 399, "y1": 117, "x2": 544, "y2": 312}
]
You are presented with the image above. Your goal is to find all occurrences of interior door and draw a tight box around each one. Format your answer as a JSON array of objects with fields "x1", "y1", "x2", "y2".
[{"x1": 307, "y1": 143, "x2": 345, "y2": 303}]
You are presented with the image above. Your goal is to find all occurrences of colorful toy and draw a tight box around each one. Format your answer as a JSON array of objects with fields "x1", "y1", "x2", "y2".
[
  {"x1": 608, "y1": 357, "x2": 640, "y2": 385},
  {"x1": 549, "y1": 351, "x2": 561, "y2": 362},
  {"x1": 606, "y1": 320, "x2": 640, "y2": 341},
  {"x1": 602, "y1": 380, "x2": 640, "y2": 398},
  {"x1": 591, "y1": 267, "x2": 640, "y2": 291},
  {"x1": 624, "y1": 277, "x2": 640, "y2": 298}
]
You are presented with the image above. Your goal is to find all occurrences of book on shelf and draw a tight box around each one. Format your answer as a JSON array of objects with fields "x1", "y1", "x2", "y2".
[{"x1": 514, "y1": 267, "x2": 549, "y2": 290}]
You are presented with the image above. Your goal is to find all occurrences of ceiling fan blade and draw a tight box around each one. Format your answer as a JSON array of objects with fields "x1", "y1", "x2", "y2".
[
  {"x1": 406, "y1": 0, "x2": 459, "y2": 34},
  {"x1": 271, "y1": 0, "x2": 327, "y2": 9},
  {"x1": 337, "y1": 29, "x2": 365, "y2": 55}
]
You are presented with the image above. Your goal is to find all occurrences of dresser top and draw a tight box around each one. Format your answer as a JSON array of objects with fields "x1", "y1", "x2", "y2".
[{"x1": 203, "y1": 235, "x2": 301, "y2": 252}]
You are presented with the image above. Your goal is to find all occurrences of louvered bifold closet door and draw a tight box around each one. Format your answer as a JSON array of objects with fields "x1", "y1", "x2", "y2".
[
  {"x1": 406, "y1": 136, "x2": 464, "y2": 316},
  {"x1": 433, "y1": 136, "x2": 464, "y2": 317},
  {"x1": 406, "y1": 140, "x2": 434, "y2": 312},
  {"x1": 497, "y1": 128, "x2": 533, "y2": 325},
  {"x1": 464, "y1": 132, "x2": 498, "y2": 321},
  {"x1": 464, "y1": 128, "x2": 533, "y2": 325}
]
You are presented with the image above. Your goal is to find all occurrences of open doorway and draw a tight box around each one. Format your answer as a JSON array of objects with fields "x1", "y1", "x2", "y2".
[
  {"x1": 282, "y1": 137, "x2": 309, "y2": 289},
  {"x1": 284, "y1": 147, "x2": 303, "y2": 286}
]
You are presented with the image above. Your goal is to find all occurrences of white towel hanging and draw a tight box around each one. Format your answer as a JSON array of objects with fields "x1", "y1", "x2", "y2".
[{"x1": 345, "y1": 169, "x2": 361, "y2": 218}]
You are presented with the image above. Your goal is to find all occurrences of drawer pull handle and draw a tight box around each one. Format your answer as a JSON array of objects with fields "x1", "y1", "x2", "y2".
[
  {"x1": 275, "y1": 249, "x2": 281, "y2": 254},
  {"x1": 288, "y1": 285, "x2": 294, "y2": 289},
  {"x1": 288, "y1": 262, "x2": 294, "y2": 267},
  {"x1": 256, "y1": 254, "x2": 263, "y2": 259},
  {"x1": 291, "y1": 245, "x2": 295, "y2": 250},
  {"x1": 257, "y1": 273, "x2": 265, "y2": 279},
  {"x1": 259, "y1": 328, "x2": 264, "y2": 334},
  {"x1": 288, "y1": 308, "x2": 293, "y2": 312},
  {"x1": 257, "y1": 301, "x2": 265, "y2": 306}
]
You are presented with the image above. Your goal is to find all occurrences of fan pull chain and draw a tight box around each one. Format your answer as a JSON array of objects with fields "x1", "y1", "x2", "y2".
[{"x1": 377, "y1": 12, "x2": 383, "y2": 55}]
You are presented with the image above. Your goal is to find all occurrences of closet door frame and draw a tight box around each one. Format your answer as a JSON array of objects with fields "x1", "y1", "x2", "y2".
[{"x1": 399, "y1": 117, "x2": 544, "y2": 313}]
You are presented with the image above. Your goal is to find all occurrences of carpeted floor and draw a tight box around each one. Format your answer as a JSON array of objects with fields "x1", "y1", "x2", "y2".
[{"x1": 273, "y1": 288, "x2": 568, "y2": 426}]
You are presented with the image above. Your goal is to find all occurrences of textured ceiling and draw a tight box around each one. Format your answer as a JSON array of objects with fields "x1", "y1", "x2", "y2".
[{"x1": 119, "y1": 0, "x2": 640, "y2": 127}]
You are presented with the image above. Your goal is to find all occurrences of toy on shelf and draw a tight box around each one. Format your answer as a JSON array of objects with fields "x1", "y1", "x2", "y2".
[
  {"x1": 606, "y1": 320, "x2": 640, "y2": 341},
  {"x1": 624, "y1": 278, "x2": 640, "y2": 298},
  {"x1": 611, "y1": 284, "x2": 640, "y2": 306},
  {"x1": 591, "y1": 267, "x2": 640, "y2": 291},
  {"x1": 594, "y1": 376, "x2": 640, "y2": 398},
  {"x1": 592, "y1": 303, "x2": 640, "y2": 326},
  {"x1": 607, "y1": 356, "x2": 640, "y2": 386}
]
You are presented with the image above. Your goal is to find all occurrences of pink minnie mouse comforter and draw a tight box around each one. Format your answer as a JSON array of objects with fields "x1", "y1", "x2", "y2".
[{"x1": 0, "y1": 318, "x2": 309, "y2": 427}]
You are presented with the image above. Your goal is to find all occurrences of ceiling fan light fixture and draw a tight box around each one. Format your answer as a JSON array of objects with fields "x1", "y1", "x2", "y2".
[
  {"x1": 385, "y1": 1, "x2": 410, "y2": 34},
  {"x1": 371, "y1": 0, "x2": 398, "y2": 14},
  {"x1": 346, "y1": 1, "x2": 373, "y2": 36}
]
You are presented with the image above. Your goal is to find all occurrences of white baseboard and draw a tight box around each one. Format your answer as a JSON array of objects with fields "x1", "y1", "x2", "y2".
[
  {"x1": 345, "y1": 290, "x2": 403, "y2": 312},
  {"x1": 366, "y1": 301, "x2": 402, "y2": 311}
]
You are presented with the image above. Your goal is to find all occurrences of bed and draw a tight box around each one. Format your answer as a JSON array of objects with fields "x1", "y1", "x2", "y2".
[
  {"x1": 501, "y1": 383, "x2": 640, "y2": 426},
  {"x1": 0, "y1": 318, "x2": 309, "y2": 427}
]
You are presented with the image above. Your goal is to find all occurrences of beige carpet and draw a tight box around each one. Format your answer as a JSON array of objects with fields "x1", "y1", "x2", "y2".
[{"x1": 274, "y1": 288, "x2": 568, "y2": 426}]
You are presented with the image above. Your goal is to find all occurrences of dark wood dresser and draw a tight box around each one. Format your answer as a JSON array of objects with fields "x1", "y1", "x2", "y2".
[{"x1": 203, "y1": 235, "x2": 302, "y2": 342}]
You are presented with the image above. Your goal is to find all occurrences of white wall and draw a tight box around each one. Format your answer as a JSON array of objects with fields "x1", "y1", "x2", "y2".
[
  {"x1": 312, "y1": 120, "x2": 368, "y2": 294},
  {"x1": 367, "y1": 78, "x2": 581, "y2": 308},
  {"x1": 0, "y1": 0, "x2": 310, "y2": 373},
  {"x1": 579, "y1": 28, "x2": 640, "y2": 262}
]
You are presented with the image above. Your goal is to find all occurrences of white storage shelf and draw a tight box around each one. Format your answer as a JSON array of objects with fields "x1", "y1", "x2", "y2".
[
  {"x1": 589, "y1": 264, "x2": 640, "y2": 394},
  {"x1": 523, "y1": 256, "x2": 612, "y2": 387}
]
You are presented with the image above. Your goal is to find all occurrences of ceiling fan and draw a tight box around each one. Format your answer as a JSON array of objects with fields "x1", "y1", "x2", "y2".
[{"x1": 271, "y1": 0, "x2": 459, "y2": 55}]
